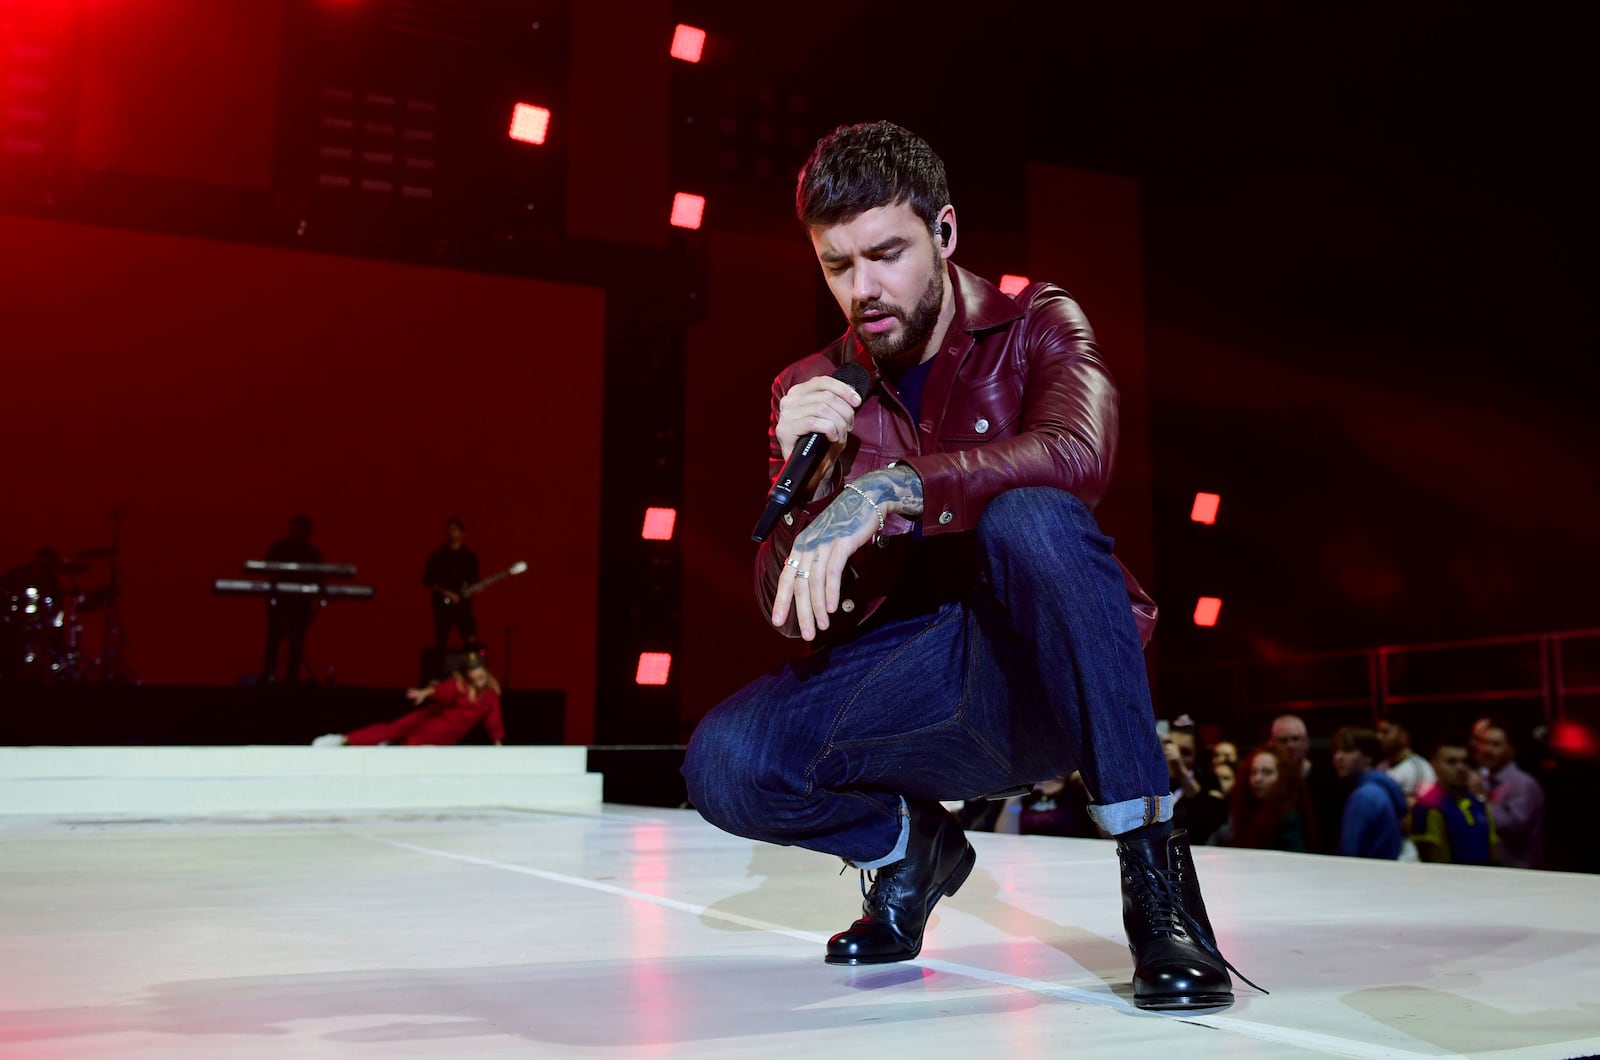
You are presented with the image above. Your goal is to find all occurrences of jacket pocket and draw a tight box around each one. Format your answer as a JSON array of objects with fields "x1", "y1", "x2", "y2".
[{"x1": 936, "y1": 378, "x2": 1021, "y2": 451}]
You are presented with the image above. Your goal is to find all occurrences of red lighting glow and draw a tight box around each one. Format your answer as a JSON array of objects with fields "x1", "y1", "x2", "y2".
[
  {"x1": 636, "y1": 652, "x2": 673, "y2": 686},
  {"x1": 642, "y1": 507, "x2": 677, "y2": 541},
  {"x1": 998, "y1": 274, "x2": 1030, "y2": 296},
  {"x1": 1193, "y1": 597, "x2": 1223, "y2": 627},
  {"x1": 508, "y1": 103, "x2": 550, "y2": 145},
  {"x1": 1191, "y1": 492, "x2": 1221, "y2": 525},
  {"x1": 670, "y1": 24, "x2": 706, "y2": 63},
  {"x1": 670, "y1": 192, "x2": 705, "y2": 229}
]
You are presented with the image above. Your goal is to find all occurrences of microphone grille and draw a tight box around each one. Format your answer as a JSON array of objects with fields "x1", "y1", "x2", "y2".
[{"x1": 833, "y1": 362, "x2": 872, "y2": 399}]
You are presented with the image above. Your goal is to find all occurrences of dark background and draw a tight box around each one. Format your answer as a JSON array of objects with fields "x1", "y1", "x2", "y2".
[{"x1": 2, "y1": 1, "x2": 1594, "y2": 751}]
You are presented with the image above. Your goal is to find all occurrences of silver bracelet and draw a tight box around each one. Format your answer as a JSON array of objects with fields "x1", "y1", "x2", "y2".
[{"x1": 841, "y1": 482, "x2": 885, "y2": 536}]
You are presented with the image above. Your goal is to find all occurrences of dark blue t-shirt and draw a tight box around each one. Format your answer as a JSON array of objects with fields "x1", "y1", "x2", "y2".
[{"x1": 895, "y1": 355, "x2": 936, "y2": 425}]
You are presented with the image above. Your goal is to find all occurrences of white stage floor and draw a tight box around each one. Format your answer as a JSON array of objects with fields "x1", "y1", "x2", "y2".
[{"x1": 2, "y1": 806, "x2": 1598, "y2": 1059}]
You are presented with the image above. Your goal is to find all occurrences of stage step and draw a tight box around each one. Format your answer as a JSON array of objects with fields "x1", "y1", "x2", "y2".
[{"x1": 0, "y1": 746, "x2": 602, "y2": 816}]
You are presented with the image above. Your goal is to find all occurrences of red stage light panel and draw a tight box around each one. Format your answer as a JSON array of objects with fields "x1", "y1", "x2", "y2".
[
  {"x1": 998, "y1": 274, "x2": 1030, "y2": 296},
  {"x1": 1193, "y1": 597, "x2": 1223, "y2": 627},
  {"x1": 636, "y1": 652, "x2": 673, "y2": 685},
  {"x1": 670, "y1": 192, "x2": 705, "y2": 229},
  {"x1": 1191, "y1": 492, "x2": 1221, "y2": 525},
  {"x1": 641, "y1": 507, "x2": 677, "y2": 541},
  {"x1": 670, "y1": 24, "x2": 706, "y2": 63},
  {"x1": 508, "y1": 103, "x2": 550, "y2": 145}
]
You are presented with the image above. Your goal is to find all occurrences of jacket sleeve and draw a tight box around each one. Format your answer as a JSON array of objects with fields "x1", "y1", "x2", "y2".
[
  {"x1": 752, "y1": 363, "x2": 849, "y2": 639},
  {"x1": 903, "y1": 286, "x2": 1118, "y2": 536},
  {"x1": 1488, "y1": 773, "x2": 1545, "y2": 842},
  {"x1": 482, "y1": 690, "x2": 504, "y2": 744}
]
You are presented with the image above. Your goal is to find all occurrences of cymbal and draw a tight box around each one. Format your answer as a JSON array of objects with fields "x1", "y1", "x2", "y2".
[{"x1": 70, "y1": 547, "x2": 118, "y2": 559}]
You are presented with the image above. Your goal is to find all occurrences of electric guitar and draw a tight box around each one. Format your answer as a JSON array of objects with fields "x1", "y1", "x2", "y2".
[{"x1": 460, "y1": 560, "x2": 528, "y2": 600}]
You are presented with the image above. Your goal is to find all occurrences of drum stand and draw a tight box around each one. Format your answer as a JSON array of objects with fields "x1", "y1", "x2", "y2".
[{"x1": 92, "y1": 510, "x2": 138, "y2": 684}]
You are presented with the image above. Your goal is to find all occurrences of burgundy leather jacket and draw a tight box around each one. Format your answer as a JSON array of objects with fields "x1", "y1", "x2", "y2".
[{"x1": 756, "y1": 263, "x2": 1157, "y2": 645}]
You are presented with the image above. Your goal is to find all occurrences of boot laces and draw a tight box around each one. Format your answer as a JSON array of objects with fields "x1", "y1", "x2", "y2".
[
  {"x1": 1120, "y1": 845, "x2": 1269, "y2": 996},
  {"x1": 839, "y1": 863, "x2": 880, "y2": 903}
]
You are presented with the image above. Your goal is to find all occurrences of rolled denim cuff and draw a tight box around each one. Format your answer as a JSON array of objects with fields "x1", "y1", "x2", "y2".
[
  {"x1": 1088, "y1": 792, "x2": 1175, "y2": 837},
  {"x1": 850, "y1": 797, "x2": 911, "y2": 870}
]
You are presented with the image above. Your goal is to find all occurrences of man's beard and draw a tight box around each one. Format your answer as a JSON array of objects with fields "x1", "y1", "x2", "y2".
[{"x1": 851, "y1": 255, "x2": 945, "y2": 372}]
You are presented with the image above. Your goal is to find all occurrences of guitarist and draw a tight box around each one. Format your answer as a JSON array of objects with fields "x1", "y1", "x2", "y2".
[{"x1": 423, "y1": 517, "x2": 480, "y2": 652}]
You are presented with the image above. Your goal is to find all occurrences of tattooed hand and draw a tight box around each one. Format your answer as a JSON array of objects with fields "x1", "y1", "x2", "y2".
[{"x1": 772, "y1": 464, "x2": 924, "y2": 640}]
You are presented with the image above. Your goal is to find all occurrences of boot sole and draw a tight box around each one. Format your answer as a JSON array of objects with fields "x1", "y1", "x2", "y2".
[
  {"x1": 823, "y1": 841, "x2": 977, "y2": 966},
  {"x1": 1134, "y1": 993, "x2": 1234, "y2": 1011}
]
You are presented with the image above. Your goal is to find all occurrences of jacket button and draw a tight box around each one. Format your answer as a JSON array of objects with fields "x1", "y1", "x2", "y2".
[
  {"x1": 783, "y1": 513, "x2": 794, "y2": 526},
  {"x1": 840, "y1": 599, "x2": 855, "y2": 613},
  {"x1": 974, "y1": 417, "x2": 989, "y2": 434},
  {"x1": 938, "y1": 510, "x2": 953, "y2": 525}
]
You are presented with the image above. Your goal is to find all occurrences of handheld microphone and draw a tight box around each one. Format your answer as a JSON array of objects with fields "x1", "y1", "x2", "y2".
[{"x1": 751, "y1": 362, "x2": 872, "y2": 543}]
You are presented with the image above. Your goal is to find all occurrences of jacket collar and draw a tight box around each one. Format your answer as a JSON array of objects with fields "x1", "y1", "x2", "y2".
[{"x1": 950, "y1": 262, "x2": 1024, "y2": 334}]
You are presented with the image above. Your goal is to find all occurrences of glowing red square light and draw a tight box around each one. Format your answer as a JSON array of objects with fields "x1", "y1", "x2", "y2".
[
  {"x1": 508, "y1": 103, "x2": 550, "y2": 145},
  {"x1": 1191, "y1": 492, "x2": 1221, "y2": 525},
  {"x1": 670, "y1": 192, "x2": 705, "y2": 229},
  {"x1": 1193, "y1": 597, "x2": 1223, "y2": 627},
  {"x1": 670, "y1": 24, "x2": 706, "y2": 63},
  {"x1": 642, "y1": 507, "x2": 678, "y2": 541},
  {"x1": 998, "y1": 274, "x2": 1030, "y2": 296},
  {"x1": 636, "y1": 652, "x2": 673, "y2": 686}
]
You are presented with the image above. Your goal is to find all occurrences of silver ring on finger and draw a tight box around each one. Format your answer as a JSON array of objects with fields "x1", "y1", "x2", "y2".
[
  {"x1": 785, "y1": 557, "x2": 801, "y2": 570},
  {"x1": 796, "y1": 569, "x2": 811, "y2": 579}
]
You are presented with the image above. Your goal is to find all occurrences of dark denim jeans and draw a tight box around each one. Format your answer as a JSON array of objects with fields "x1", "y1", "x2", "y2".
[{"x1": 683, "y1": 487, "x2": 1171, "y2": 867}]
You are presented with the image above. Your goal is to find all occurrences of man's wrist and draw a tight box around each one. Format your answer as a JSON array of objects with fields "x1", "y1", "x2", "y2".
[{"x1": 857, "y1": 463, "x2": 925, "y2": 519}]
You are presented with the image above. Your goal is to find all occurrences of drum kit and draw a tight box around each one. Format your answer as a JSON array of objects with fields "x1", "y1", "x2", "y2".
[{"x1": 0, "y1": 541, "x2": 134, "y2": 684}]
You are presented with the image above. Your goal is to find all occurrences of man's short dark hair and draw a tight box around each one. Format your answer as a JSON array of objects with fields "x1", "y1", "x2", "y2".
[
  {"x1": 796, "y1": 121, "x2": 950, "y2": 233},
  {"x1": 1333, "y1": 726, "x2": 1383, "y2": 762},
  {"x1": 446, "y1": 517, "x2": 465, "y2": 532}
]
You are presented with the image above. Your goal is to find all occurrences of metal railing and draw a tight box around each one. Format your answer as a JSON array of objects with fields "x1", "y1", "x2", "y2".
[{"x1": 1167, "y1": 627, "x2": 1600, "y2": 725}]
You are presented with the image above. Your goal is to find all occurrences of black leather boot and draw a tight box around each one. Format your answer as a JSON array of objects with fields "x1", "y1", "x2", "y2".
[
  {"x1": 1116, "y1": 825, "x2": 1235, "y2": 1010},
  {"x1": 825, "y1": 799, "x2": 977, "y2": 965}
]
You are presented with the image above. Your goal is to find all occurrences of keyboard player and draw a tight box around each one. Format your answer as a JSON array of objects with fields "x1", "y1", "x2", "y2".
[{"x1": 261, "y1": 515, "x2": 321, "y2": 684}]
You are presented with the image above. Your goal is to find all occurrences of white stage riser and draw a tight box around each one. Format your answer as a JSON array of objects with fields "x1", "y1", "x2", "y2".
[
  {"x1": 0, "y1": 774, "x2": 604, "y2": 815},
  {"x1": 0, "y1": 745, "x2": 589, "y2": 779}
]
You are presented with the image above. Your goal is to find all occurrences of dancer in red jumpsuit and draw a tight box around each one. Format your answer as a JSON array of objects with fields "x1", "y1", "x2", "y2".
[{"x1": 315, "y1": 653, "x2": 504, "y2": 746}]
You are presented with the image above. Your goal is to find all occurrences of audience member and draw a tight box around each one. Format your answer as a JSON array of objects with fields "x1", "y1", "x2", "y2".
[
  {"x1": 1213, "y1": 760, "x2": 1236, "y2": 798},
  {"x1": 1411, "y1": 740, "x2": 1499, "y2": 865},
  {"x1": 1016, "y1": 773, "x2": 1098, "y2": 837},
  {"x1": 1271, "y1": 713, "x2": 1343, "y2": 853},
  {"x1": 1211, "y1": 741, "x2": 1239, "y2": 773},
  {"x1": 1377, "y1": 717, "x2": 1436, "y2": 807},
  {"x1": 1331, "y1": 727, "x2": 1406, "y2": 860},
  {"x1": 1166, "y1": 715, "x2": 1225, "y2": 845},
  {"x1": 1472, "y1": 718, "x2": 1546, "y2": 868},
  {"x1": 1216, "y1": 744, "x2": 1313, "y2": 852}
]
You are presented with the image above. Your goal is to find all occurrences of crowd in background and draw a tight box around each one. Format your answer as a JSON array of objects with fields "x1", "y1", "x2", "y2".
[{"x1": 961, "y1": 712, "x2": 1546, "y2": 870}]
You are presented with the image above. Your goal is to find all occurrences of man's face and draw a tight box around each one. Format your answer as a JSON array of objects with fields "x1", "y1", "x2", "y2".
[
  {"x1": 1271, "y1": 718, "x2": 1309, "y2": 764},
  {"x1": 1433, "y1": 745, "x2": 1472, "y2": 791},
  {"x1": 466, "y1": 665, "x2": 489, "y2": 690},
  {"x1": 1170, "y1": 731, "x2": 1197, "y2": 772},
  {"x1": 447, "y1": 523, "x2": 465, "y2": 547},
  {"x1": 1376, "y1": 720, "x2": 1404, "y2": 758},
  {"x1": 810, "y1": 201, "x2": 948, "y2": 372},
  {"x1": 1332, "y1": 745, "x2": 1367, "y2": 779},
  {"x1": 1475, "y1": 726, "x2": 1513, "y2": 770}
]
